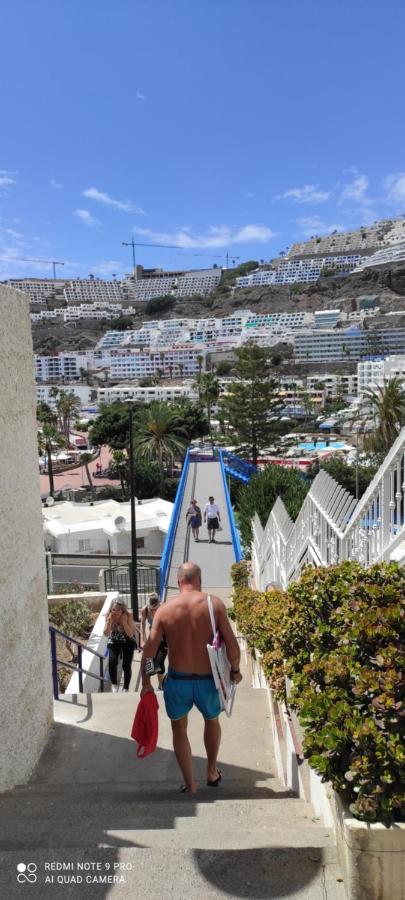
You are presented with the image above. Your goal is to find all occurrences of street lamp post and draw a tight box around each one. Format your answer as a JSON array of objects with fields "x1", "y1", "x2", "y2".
[{"x1": 126, "y1": 401, "x2": 139, "y2": 619}]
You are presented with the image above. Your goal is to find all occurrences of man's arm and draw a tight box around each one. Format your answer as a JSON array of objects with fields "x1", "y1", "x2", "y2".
[
  {"x1": 140, "y1": 608, "x2": 165, "y2": 694},
  {"x1": 215, "y1": 598, "x2": 242, "y2": 683}
]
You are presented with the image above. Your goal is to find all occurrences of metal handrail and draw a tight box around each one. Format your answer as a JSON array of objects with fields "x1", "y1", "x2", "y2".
[
  {"x1": 49, "y1": 625, "x2": 108, "y2": 701},
  {"x1": 219, "y1": 449, "x2": 243, "y2": 561},
  {"x1": 159, "y1": 449, "x2": 190, "y2": 597}
]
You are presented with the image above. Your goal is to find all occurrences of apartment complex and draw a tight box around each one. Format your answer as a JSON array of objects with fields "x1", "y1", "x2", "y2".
[
  {"x1": 294, "y1": 327, "x2": 405, "y2": 362},
  {"x1": 127, "y1": 266, "x2": 222, "y2": 302},
  {"x1": 97, "y1": 383, "x2": 198, "y2": 405},
  {"x1": 236, "y1": 254, "x2": 364, "y2": 288},
  {"x1": 357, "y1": 355, "x2": 405, "y2": 394}
]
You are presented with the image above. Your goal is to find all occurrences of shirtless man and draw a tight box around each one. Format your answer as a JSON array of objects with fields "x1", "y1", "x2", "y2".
[{"x1": 140, "y1": 562, "x2": 242, "y2": 794}]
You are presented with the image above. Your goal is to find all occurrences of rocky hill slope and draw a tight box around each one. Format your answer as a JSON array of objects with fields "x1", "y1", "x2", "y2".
[{"x1": 32, "y1": 261, "x2": 405, "y2": 353}]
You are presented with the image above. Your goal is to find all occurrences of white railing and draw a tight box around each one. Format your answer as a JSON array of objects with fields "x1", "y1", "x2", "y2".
[{"x1": 252, "y1": 428, "x2": 405, "y2": 589}]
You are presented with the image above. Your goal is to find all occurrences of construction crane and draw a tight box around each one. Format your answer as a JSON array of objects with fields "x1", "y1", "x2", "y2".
[
  {"x1": 122, "y1": 238, "x2": 187, "y2": 282},
  {"x1": 211, "y1": 253, "x2": 241, "y2": 268},
  {"x1": 1, "y1": 257, "x2": 65, "y2": 279}
]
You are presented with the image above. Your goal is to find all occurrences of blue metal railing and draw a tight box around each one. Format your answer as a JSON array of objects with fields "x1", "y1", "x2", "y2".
[
  {"x1": 221, "y1": 450, "x2": 257, "y2": 484},
  {"x1": 159, "y1": 449, "x2": 190, "y2": 597},
  {"x1": 219, "y1": 449, "x2": 243, "y2": 562},
  {"x1": 49, "y1": 625, "x2": 108, "y2": 700}
]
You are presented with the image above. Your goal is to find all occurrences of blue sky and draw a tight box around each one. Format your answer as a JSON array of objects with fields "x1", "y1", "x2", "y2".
[{"x1": 1, "y1": 0, "x2": 405, "y2": 280}]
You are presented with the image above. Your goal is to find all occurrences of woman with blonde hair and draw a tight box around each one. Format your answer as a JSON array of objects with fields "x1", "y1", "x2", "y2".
[{"x1": 104, "y1": 599, "x2": 137, "y2": 692}]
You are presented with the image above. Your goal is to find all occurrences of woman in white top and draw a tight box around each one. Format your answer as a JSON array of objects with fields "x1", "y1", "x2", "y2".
[{"x1": 203, "y1": 495, "x2": 221, "y2": 543}]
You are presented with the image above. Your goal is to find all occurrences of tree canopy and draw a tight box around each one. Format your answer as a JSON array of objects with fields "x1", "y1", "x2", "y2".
[{"x1": 219, "y1": 342, "x2": 278, "y2": 464}]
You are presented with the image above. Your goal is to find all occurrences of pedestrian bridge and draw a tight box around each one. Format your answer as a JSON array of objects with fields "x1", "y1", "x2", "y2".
[{"x1": 160, "y1": 449, "x2": 243, "y2": 601}]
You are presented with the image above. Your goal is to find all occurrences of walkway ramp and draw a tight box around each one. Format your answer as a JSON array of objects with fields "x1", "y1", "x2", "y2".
[{"x1": 165, "y1": 459, "x2": 237, "y2": 601}]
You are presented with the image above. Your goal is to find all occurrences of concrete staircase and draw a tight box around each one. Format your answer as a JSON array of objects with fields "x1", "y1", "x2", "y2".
[{"x1": 0, "y1": 656, "x2": 345, "y2": 899}]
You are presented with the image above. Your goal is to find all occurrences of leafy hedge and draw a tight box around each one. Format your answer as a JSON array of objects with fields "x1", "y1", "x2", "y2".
[
  {"x1": 236, "y1": 466, "x2": 309, "y2": 554},
  {"x1": 231, "y1": 560, "x2": 405, "y2": 824}
]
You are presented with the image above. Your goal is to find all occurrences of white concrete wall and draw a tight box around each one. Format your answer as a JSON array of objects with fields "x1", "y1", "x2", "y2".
[{"x1": 0, "y1": 285, "x2": 53, "y2": 792}]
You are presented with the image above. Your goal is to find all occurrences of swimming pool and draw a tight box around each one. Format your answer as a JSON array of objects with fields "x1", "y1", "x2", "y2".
[{"x1": 298, "y1": 441, "x2": 346, "y2": 451}]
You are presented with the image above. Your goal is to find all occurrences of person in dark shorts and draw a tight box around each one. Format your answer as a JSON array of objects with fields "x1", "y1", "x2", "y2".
[
  {"x1": 186, "y1": 498, "x2": 202, "y2": 541},
  {"x1": 140, "y1": 592, "x2": 167, "y2": 689},
  {"x1": 204, "y1": 496, "x2": 221, "y2": 543}
]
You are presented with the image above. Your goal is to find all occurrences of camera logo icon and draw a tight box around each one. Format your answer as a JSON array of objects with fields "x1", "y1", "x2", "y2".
[{"x1": 17, "y1": 863, "x2": 38, "y2": 884}]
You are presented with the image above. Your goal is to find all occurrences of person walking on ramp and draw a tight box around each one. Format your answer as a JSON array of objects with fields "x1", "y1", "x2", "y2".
[
  {"x1": 204, "y1": 495, "x2": 221, "y2": 543},
  {"x1": 140, "y1": 562, "x2": 242, "y2": 793},
  {"x1": 185, "y1": 498, "x2": 202, "y2": 542}
]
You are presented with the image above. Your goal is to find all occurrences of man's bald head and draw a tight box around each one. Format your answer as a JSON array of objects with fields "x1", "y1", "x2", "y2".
[{"x1": 177, "y1": 561, "x2": 202, "y2": 588}]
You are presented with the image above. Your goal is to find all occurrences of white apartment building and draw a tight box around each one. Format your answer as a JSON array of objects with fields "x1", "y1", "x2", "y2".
[
  {"x1": 64, "y1": 279, "x2": 124, "y2": 303},
  {"x1": 35, "y1": 353, "x2": 90, "y2": 382},
  {"x1": 108, "y1": 346, "x2": 206, "y2": 380},
  {"x1": 5, "y1": 278, "x2": 66, "y2": 304},
  {"x1": 236, "y1": 255, "x2": 364, "y2": 288},
  {"x1": 36, "y1": 384, "x2": 94, "y2": 409},
  {"x1": 97, "y1": 383, "x2": 198, "y2": 405},
  {"x1": 314, "y1": 310, "x2": 341, "y2": 328},
  {"x1": 357, "y1": 355, "x2": 405, "y2": 395},
  {"x1": 306, "y1": 374, "x2": 358, "y2": 398},
  {"x1": 294, "y1": 328, "x2": 405, "y2": 362},
  {"x1": 355, "y1": 240, "x2": 405, "y2": 271},
  {"x1": 129, "y1": 267, "x2": 222, "y2": 302}
]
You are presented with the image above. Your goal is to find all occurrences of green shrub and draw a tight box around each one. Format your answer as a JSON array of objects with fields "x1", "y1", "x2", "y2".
[
  {"x1": 284, "y1": 562, "x2": 405, "y2": 824},
  {"x1": 50, "y1": 598, "x2": 93, "y2": 640},
  {"x1": 231, "y1": 560, "x2": 405, "y2": 823},
  {"x1": 236, "y1": 465, "x2": 309, "y2": 553}
]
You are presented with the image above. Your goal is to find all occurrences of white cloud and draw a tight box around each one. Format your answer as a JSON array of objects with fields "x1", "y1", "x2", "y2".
[
  {"x1": 50, "y1": 178, "x2": 63, "y2": 189},
  {"x1": 340, "y1": 174, "x2": 369, "y2": 203},
  {"x1": 0, "y1": 175, "x2": 17, "y2": 188},
  {"x1": 74, "y1": 208, "x2": 99, "y2": 227},
  {"x1": 384, "y1": 173, "x2": 405, "y2": 205},
  {"x1": 136, "y1": 90, "x2": 147, "y2": 101},
  {"x1": 133, "y1": 223, "x2": 276, "y2": 248},
  {"x1": 295, "y1": 216, "x2": 344, "y2": 238},
  {"x1": 245, "y1": 191, "x2": 255, "y2": 199},
  {"x1": 90, "y1": 259, "x2": 126, "y2": 278},
  {"x1": 83, "y1": 187, "x2": 145, "y2": 214},
  {"x1": 276, "y1": 184, "x2": 331, "y2": 204}
]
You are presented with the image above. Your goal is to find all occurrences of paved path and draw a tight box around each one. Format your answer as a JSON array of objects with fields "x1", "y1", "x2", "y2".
[
  {"x1": 0, "y1": 651, "x2": 344, "y2": 899},
  {"x1": 166, "y1": 461, "x2": 235, "y2": 599},
  {"x1": 39, "y1": 445, "x2": 116, "y2": 495}
]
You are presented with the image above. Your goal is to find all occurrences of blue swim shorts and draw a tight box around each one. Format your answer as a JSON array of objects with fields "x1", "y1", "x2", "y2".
[{"x1": 163, "y1": 668, "x2": 221, "y2": 721}]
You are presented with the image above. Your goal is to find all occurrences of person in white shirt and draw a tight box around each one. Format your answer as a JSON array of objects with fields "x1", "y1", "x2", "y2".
[{"x1": 203, "y1": 496, "x2": 221, "y2": 544}]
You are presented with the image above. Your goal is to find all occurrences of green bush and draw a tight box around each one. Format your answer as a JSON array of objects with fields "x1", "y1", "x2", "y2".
[
  {"x1": 231, "y1": 560, "x2": 405, "y2": 823},
  {"x1": 50, "y1": 598, "x2": 93, "y2": 640},
  {"x1": 236, "y1": 465, "x2": 309, "y2": 553}
]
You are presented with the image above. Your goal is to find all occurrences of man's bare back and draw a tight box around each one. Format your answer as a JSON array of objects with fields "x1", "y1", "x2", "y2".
[{"x1": 150, "y1": 589, "x2": 235, "y2": 674}]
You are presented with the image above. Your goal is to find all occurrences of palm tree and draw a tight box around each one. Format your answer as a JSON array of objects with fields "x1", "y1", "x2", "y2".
[
  {"x1": 200, "y1": 372, "x2": 220, "y2": 444},
  {"x1": 56, "y1": 391, "x2": 82, "y2": 444},
  {"x1": 80, "y1": 452, "x2": 94, "y2": 495},
  {"x1": 364, "y1": 377, "x2": 405, "y2": 458},
  {"x1": 135, "y1": 402, "x2": 186, "y2": 492},
  {"x1": 38, "y1": 424, "x2": 66, "y2": 497},
  {"x1": 111, "y1": 449, "x2": 128, "y2": 495},
  {"x1": 195, "y1": 355, "x2": 204, "y2": 400}
]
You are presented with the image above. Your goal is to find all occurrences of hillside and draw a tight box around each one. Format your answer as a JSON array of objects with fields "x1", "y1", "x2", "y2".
[{"x1": 32, "y1": 261, "x2": 405, "y2": 354}]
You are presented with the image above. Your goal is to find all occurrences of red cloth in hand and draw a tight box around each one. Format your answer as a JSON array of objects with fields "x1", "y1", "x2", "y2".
[{"x1": 131, "y1": 692, "x2": 159, "y2": 758}]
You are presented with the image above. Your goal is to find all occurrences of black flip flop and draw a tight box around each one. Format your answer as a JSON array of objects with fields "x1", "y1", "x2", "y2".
[{"x1": 207, "y1": 769, "x2": 222, "y2": 787}]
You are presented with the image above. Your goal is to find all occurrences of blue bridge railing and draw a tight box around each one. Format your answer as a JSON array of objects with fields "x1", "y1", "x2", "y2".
[
  {"x1": 221, "y1": 450, "x2": 257, "y2": 484},
  {"x1": 219, "y1": 449, "x2": 243, "y2": 561},
  {"x1": 159, "y1": 449, "x2": 190, "y2": 597}
]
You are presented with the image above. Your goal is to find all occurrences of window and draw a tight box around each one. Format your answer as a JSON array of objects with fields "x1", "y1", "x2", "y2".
[{"x1": 78, "y1": 539, "x2": 91, "y2": 552}]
